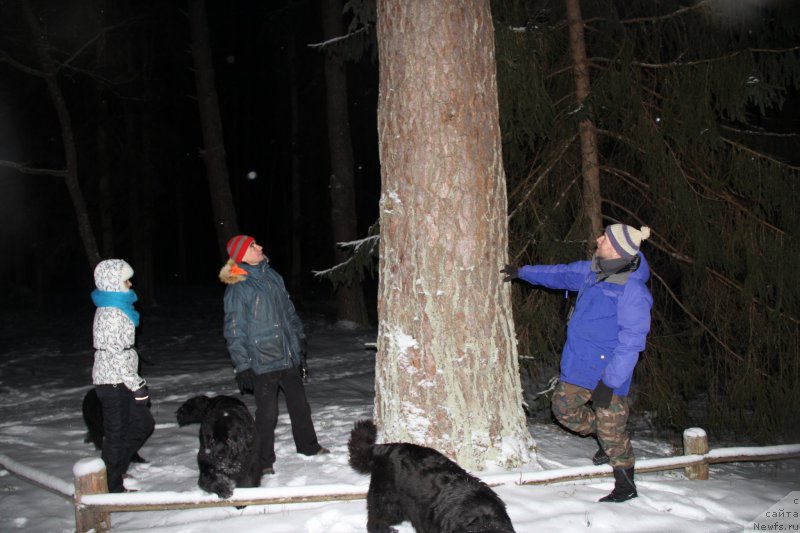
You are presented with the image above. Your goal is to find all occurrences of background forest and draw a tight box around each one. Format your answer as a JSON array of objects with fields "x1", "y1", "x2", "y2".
[
  {"x1": 491, "y1": 0, "x2": 800, "y2": 442},
  {"x1": 0, "y1": 0, "x2": 798, "y2": 444}
]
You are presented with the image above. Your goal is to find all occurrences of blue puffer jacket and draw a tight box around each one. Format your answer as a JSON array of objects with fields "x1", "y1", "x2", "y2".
[
  {"x1": 518, "y1": 252, "x2": 652, "y2": 396},
  {"x1": 220, "y1": 259, "x2": 305, "y2": 375}
]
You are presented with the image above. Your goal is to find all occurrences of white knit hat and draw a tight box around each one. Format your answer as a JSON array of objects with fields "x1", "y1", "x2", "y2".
[{"x1": 606, "y1": 224, "x2": 651, "y2": 259}]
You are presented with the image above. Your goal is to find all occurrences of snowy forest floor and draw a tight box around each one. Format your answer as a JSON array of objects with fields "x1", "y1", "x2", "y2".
[{"x1": 0, "y1": 286, "x2": 797, "y2": 532}]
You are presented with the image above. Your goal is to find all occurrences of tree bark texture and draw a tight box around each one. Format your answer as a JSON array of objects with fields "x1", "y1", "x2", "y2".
[
  {"x1": 23, "y1": 0, "x2": 101, "y2": 270},
  {"x1": 321, "y1": 0, "x2": 370, "y2": 326},
  {"x1": 188, "y1": 0, "x2": 239, "y2": 257},
  {"x1": 566, "y1": 0, "x2": 603, "y2": 253},
  {"x1": 375, "y1": 0, "x2": 534, "y2": 469}
]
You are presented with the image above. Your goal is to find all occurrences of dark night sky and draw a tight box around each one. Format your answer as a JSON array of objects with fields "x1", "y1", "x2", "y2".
[{"x1": 0, "y1": 1, "x2": 381, "y2": 307}]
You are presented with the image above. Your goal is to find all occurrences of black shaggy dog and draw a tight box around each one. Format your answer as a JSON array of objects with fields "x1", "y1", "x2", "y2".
[
  {"x1": 176, "y1": 395, "x2": 262, "y2": 499},
  {"x1": 348, "y1": 419, "x2": 516, "y2": 533},
  {"x1": 81, "y1": 388, "x2": 146, "y2": 463}
]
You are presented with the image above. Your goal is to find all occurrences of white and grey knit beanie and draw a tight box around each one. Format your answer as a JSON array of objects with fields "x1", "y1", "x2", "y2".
[{"x1": 605, "y1": 224, "x2": 651, "y2": 259}]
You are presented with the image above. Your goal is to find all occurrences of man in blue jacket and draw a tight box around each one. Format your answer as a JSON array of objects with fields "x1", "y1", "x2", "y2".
[
  {"x1": 503, "y1": 224, "x2": 652, "y2": 502},
  {"x1": 220, "y1": 235, "x2": 328, "y2": 476}
]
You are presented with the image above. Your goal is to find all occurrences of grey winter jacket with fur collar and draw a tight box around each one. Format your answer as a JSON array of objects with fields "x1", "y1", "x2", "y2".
[{"x1": 219, "y1": 259, "x2": 306, "y2": 375}]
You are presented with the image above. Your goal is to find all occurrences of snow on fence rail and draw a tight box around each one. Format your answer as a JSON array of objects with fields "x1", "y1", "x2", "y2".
[{"x1": 2, "y1": 428, "x2": 799, "y2": 533}]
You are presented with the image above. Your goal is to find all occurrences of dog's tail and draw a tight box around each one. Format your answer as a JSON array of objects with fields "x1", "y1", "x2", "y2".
[
  {"x1": 347, "y1": 419, "x2": 377, "y2": 474},
  {"x1": 176, "y1": 395, "x2": 212, "y2": 426}
]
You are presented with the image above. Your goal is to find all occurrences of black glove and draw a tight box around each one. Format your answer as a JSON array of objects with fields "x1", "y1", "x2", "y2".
[
  {"x1": 501, "y1": 264, "x2": 519, "y2": 282},
  {"x1": 591, "y1": 381, "x2": 614, "y2": 410},
  {"x1": 133, "y1": 385, "x2": 150, "y2": 406},
  {"x1": 299, "y1": 337, "x2": 308, "y2": 383},
  {"x1": 299, "y1": 337, "x2": 308, "y2": 358},
  {"x1": 235, "y1": 369, "x2": 255, "y2": 395}
]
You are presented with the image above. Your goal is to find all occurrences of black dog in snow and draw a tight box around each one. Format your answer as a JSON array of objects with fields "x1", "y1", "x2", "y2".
[
  {"x1": 348, "y1": 419, "x2": 516, "y2": 533},
  {"x1": 82, "y1": 388, "x2": 146, "y2": 463},
  {"x1": 176, "y1": 395, "x2": 262, "y2": 499}
]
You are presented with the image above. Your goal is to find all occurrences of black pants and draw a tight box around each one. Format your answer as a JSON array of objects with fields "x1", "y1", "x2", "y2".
[
  {"x1": 95, "y1": 384, "x2": 155, "y2": 492},
  {"x1": 253, "y1": 366, "x2": 321, "y2": 467}
]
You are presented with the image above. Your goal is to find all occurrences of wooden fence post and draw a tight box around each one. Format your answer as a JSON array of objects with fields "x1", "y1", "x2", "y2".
[
  {"x1": 73, "y1": 458, "x2": 111, "y2": 533},
  {"x1": 683, "y1": 427, "x2": 709, "y2": 480}
]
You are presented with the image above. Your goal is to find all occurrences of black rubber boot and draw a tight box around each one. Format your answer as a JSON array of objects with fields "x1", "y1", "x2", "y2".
[
  {"x1": 599, "y1": 467, "x2": 638, "y2": 502},
  {"x1": 592, "y1": 447, "x2": 609, "y2": 465}
]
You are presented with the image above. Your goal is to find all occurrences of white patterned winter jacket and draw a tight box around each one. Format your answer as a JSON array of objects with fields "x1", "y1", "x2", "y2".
[{"x1": 92, "y1": 259, "x2": 145, "y2": 391}]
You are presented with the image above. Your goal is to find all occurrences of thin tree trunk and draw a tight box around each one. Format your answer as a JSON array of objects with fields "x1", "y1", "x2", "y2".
[
  {"x1": 188, "y1": 0, "x2": 239, "y2": 256},
  {"x1": 133, "y1": 27, "x2": 156, "y2": 306},
  {"x1": 375, "y1": 0, "x2": 534, "y2": 469},
  {"x1": 566, "y1": 0, "x2": 603, "y2": 252},
  {"x1": 321, "y1": 0, "x2": 369, "y2": 326},
  {"x1": 95, "y1": 18, "x2": 114, "y2": 258},
  {"x1": 23, "y1": 0, "x2": 100, "y2": 269},
  {"x1": 288, "y1": 31, "x2": 303, "y2": 292}
]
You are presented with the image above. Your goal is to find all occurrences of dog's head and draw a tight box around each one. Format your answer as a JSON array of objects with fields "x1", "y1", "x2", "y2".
[
  {"x1": 176, "y1": 396, "x2": 212, "y2": 426},
  {"x1": 198, "y1": 454, "x2": 237, "y2": 499}
]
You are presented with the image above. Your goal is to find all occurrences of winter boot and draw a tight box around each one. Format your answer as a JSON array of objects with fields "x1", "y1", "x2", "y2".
[
  {"x1": 592, "y1": 447, "x2": 610, "y2": 465},
  {"x1": 599, "y1": 467, "x2": 637, "y2": 502}
]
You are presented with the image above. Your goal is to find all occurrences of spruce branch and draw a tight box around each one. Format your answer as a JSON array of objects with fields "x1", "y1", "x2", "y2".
[
  {"x1": 0, "y1": 160, "x2": 68, "y2": 177},
  {"x1": 720, "y1": 124, "x2": 800, "y2": 139},
  {"x1": 312, "y1": 223, "x2": 379, "y2": 289},
  {"x1": 580, "y1": 0, "x2": 713, "y2": 26},
  {"x1": 56, "y1": 21, "x2": 134, "y2": 71},
  {"x1": 635, "y1": 221, "x2": 799, "y2": 327},
  {"x1": 591, "y1": 45, "x2": 800, "y2": 70},
  {"x1": 648, "y1": 267, "x2": 774, "y2": 381},
  {"x1": 508, "y1": 132, "x2": 578, "y2": 221},
  {"x1": 603, "y1": 201, "x2": 797, "y2": 326},
  {"x1": 599, "y1": 165, "x2": 651, "y2": 200},
  {"x1": 721, "y1": 137, "x2": 800, "y2": 171},
  {"x1": 595, "y1": 128, "x2": 647, "y2": 154},
  {"x1": 0, "y1": 49, "x2": 47, "y2": 77}
]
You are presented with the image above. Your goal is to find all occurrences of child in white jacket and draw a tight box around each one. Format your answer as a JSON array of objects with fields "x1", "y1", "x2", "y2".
[{"x1": 91, "y1": 259, "x2": 154, "y2": 493}]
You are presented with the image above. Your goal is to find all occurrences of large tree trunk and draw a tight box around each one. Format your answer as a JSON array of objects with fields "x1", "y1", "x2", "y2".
[
  {"x1": 188, "y1": 0, "x2": 239, "y2": 255},
  {"x1": 566, "y1": 0, "x2": 603, "y2": 253},
  {"x1": 23, "y1": 0, "x2": 100, "y2": 269},
  {"x1": 375, "y1": 0, "x2": 534, "y2": 469},
  {"x1": 321, "y1": 0, "x2": 369, "y2": 326}
]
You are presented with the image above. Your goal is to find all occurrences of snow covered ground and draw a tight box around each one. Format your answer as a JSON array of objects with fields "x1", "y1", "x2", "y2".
[{"x1": 0, "y1": 287, "x2": 797, "y2": 532}]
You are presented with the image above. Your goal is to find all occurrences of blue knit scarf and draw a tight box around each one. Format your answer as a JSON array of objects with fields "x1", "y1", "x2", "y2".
[{"x1": 91, "y1": 289, "x2": 140, "y2": 327}]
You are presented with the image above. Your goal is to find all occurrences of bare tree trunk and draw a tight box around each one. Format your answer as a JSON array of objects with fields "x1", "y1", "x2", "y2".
[
  {"x1": 23, "y1": 0, "x2": 100, "y2": 269},
  {"x1": 130, "y1": 27, "x2": 156, "y2": 306},
  {"x1": 320, "y1": 0, "x2": 369, "y2": 326},
  {"x1": 188, "y1": 0, "x2": 239, "y2": 256},
  {"x1": 566, "y1": 0, "x2": 603, "y2": 253},
  {"x1": 375, "y1": 0, "x2": 534, "y2": 469},
  {"x1": 288, "y1": 31, "x2": 303, "y2": 292},
  {"x1": 95, "y1": 18, "x2": 114, "y2": 258}
]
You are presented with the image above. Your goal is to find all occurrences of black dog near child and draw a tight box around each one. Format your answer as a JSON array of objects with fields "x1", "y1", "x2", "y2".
[
  {"x1": 82, "y1": 388, "x2": 146, "y2": 463},
  {"x1": 348, "y1": 419, "x2": 516, "y2": 533},
  {"x1": 176, "y1": 395, "x2": 262, "y2": 499}
]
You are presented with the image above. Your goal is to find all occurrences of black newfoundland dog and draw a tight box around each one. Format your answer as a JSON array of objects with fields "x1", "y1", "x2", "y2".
[
  {"x1": 82, "y1": 388, "x2": 146, "y2": 463},
  {"x1": 176, "y1": 395, "x2": 262, "y2": 499},
  {"x1": 348, "y1": 419, "x2": 516, "y2": 533}
]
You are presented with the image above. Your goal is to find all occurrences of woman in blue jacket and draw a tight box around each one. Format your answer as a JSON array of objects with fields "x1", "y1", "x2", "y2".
[{"x1": 503, "y1": 224, "x2": 652, "y2": 502}]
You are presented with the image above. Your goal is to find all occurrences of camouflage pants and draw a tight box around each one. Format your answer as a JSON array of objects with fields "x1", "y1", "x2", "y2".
[{"x1": 551, "y1": 381, "x2": 635, "y2": 468}]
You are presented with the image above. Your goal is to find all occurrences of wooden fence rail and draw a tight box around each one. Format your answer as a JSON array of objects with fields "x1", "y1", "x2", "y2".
[{"x1": 2, "y1": 428, "x2": 799, "y2": 533}]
